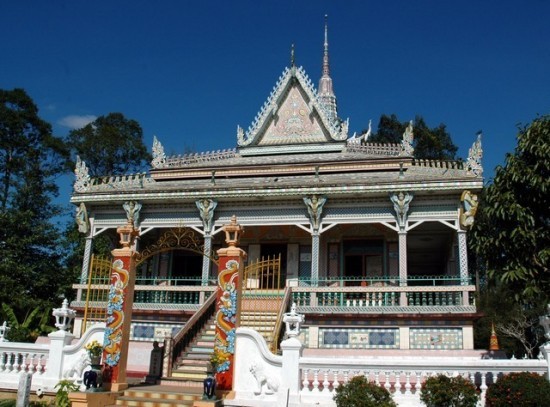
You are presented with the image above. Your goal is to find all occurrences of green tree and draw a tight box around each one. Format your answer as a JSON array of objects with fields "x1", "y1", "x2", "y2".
[
  {"x1": 471, "y1": 115, "x2": 549, "y2": 301},
  {"x1": 1, "y1": 303, "x2": 55, "y2": 342},
  {"x1": 474, "y1": 283, "x2": 545, "y2": 358},
  {"x1": 66, "y1": 112, "x2": 151, "y2": 177},
  {"x1": 365, "y1": 114, "x2": 459, "y2": 160},
  {"x1": 0, "y1": 88, "x2": 70, "y2": 318}
]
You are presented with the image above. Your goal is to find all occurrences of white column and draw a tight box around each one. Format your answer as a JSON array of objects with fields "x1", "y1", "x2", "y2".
[
  {"x1": 77, "y1": 237, "x2": 93, "y2": 302},
  {"x1": 457, "y1": 230, "x2": 468, "y2": 285},
  {"x1": 80, "y1": 237, "x2": 93, "y2": 284},
  {"x1": 539, "y1": 343, "x2": 550, "y2": 381},
  {"x1": 201, "y1": 234, "x2": 212, "y2": 286},
  {"x1": 398, "y1": 231, "x2": 408, "y2": 305},
  {"x1": 280, "y1": 336, "x2": 304, "y2": 406},
  {"x1": 311, "y1": 232, "x2": 320, "y2": 286},
  {"x1": 41, "y1": 330, "x2": 75, "y2": 390},
  {"x1": 398, "y1": 231, "x2": 408, "y2": 284}
]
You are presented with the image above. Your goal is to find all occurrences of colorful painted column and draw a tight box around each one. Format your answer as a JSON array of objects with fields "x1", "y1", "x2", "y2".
[
  {"x1": 101, "y1": 222, "x2": 139, "y2": 392},
  {"x1": 213, "y1": 215, "x2": 246, "y2": 391}
]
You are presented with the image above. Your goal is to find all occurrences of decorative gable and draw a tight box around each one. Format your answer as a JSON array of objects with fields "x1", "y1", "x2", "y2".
[{"x1": 237, "y1": 66, "x2": 347, "y2": 154}]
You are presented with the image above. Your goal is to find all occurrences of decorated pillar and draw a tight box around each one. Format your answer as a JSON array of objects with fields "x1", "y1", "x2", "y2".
[
  {"x1": 458, "y1": 190, "x2": 479, "y2": 285},
  {"x1": 390, "y1": 192, "x2": 413, "y2": 305},
  {"x1": 76, "y1": 237, "x2": 94, "y2": 302},
  {"x1": 303, "y1": 195, "x2": 327, "y2": 287},
  {"x1": 457, "y1": 230, "x2": 469, "y2": 285},
  {"x1": 197, "y1": 199, "x2": 217, "y2": 286},
  {"x1": 311, "y1": 233, "x2": 320, "y2": 286},
  {"x1": 214, "y1": 215, "x2": 246, "y2": 391},
  {"x1": 101, "y1": 221, "x2": 139, "y2": 392},
  {"x1": 398, "y1": 231, "x2": 408, "y2": 284},
  {"x1": 390, "y1": 193, "x2": 413, "y2": 278},
  {"x1": 202, "y1": 235, "x2": 213, "y2": 285},
  {"x1": 76, "y1": 202, "x2": 92, "y2": 302}
]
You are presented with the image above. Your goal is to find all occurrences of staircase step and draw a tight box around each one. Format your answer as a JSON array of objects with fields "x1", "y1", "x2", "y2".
[
  {"x1": 195, "y1": 341, "x2": 214, "y2": 347},
  {"x1": 189, "y1": 347, "x2": 214, "y2": 354},
  {"x1": 160, "y1": 377, "x2": 204, "y2": 388},
  {"x1": 115, "y1": 386, "x2": 203, "y2": 407},
  {"x1": 172, "y1": 371, "x2": 207, "y2": 380}
]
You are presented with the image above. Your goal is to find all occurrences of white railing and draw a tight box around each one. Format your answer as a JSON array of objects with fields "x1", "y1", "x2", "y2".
[
  {"x1": 227, "y1": 327, "x2": 550, "y2": 407},
  {"x1": 0, "y1": 342, "x2": 49, "y2": 380},
  {"x1": 299, "y1": 356, "x2": 547, "y2": 407},
  {"x1": 0, "y1": 324, "x2": 105, "y2": 391}
]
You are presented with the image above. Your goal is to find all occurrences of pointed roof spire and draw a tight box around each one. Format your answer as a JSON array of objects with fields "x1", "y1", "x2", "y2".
[
  {"x1": 291, "y1": 43, "x2": 295, "y2": 67},
  {"x1": 323, "y1": 14, "x2": 330, "y2": 76},
  {"x1": 318, "y1": 14, "x2": 337, "y2": 121}
]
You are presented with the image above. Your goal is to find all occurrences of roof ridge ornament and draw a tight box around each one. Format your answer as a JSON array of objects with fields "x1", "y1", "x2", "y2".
[
  {"x1": 74, "y1": 155, "x2": 90, "y2": 192},
  {"x1": 290, "y1": 43, "x2": 295, "y2": 67},
  {"x1": 152, "y1": 135, "x2": 166, "y2": 169},
  {"x1": 400, "y1": 120, "x2": 415, "y2": 156},
  {"x1": 467, "y1": 132, "x2": 483, "y2": 176},
  {"x1": 318, "y1": 14, "x2": 337, "y2": 121}
]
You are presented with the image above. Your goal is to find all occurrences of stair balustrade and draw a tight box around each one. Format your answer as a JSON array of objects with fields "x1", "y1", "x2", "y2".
[{"x1": 163, "y1": 289, "x2": 218, "y2": 378}]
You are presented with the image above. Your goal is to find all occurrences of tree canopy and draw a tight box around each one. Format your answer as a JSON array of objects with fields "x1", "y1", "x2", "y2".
[
  {"x1": 471, "y1": 115, "x2": 549, "y2": 301},
  {"x1": 365, "y1": 114, "x2": 459, "y2": 160},
  {"x1": 0, "y1": 88, "x2": 70, "y2": 314},
  {"x1": 67, "y1": 112, "x2": 151, "y2": 177}
]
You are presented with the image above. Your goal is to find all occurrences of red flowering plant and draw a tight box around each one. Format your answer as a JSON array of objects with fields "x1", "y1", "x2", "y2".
[{"x1": 485, "y1": 372, "x2": 550, "y2": 406}]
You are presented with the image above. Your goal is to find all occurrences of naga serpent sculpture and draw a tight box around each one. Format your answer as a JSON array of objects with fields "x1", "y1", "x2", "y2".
[
  {"x1": 104, "y1": 259, "x2": 128, "y2": 367},
  {"x1": 213, "y1": 259, "x2": 239, "y2": 373}
]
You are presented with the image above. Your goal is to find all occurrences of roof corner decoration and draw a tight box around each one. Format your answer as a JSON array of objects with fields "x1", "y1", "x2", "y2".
[
  {"x1": 74, "y1": 155, "x2": 90, "y2": 192},
  {"x1": 466, "y1": 133, "x2": 483, "y2": 176},
  {"x1": 347, "y1": 119, "x2": 371, "y2": 145},
  {"x1": 400, "y1": 120, "x2": 415, "y2": 156},
  {"x1": 75, "y1": 202, "x2": 89, "y2": 235},
  {"x1": 459, "y1": 190, "x2": 479, "y2": 230},
  {"x1": 151, "y1": 136, "x2": 166, "y2": 169}
]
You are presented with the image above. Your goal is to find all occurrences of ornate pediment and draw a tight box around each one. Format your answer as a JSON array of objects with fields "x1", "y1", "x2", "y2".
[{"x1": 237, "y1": 66, "x2": 345, "y2": 152}]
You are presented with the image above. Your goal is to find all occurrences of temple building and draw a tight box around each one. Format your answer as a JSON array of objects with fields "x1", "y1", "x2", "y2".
[{"x1": 70, "y1": 20, "x2": 483, "y2": 374}]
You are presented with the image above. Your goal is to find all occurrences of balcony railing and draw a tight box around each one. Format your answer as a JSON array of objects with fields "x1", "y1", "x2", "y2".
[
  {"x1": 297, "y1": 275, "x2": 473, "y2": 287},
  {"x1": 73, "y1": 275, "x2": 475, "y2": 313}
]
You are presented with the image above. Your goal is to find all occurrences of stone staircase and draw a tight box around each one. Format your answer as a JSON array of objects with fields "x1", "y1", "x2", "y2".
[
  {"x1": 111, "y1": 295, "x2": 284, "y2": 406},
  {"x1": 240, "y1": 310, "x2": 279, "y2": 346},
  {"x1": 240, "y1": 292, "x2": 284, "y2": 351},
  {"x1": 162, "y1": 315, "x2": 217, "y2": 387},
  {"x1": 112, "y1": 385, "x2": 204, "y2": 407}
]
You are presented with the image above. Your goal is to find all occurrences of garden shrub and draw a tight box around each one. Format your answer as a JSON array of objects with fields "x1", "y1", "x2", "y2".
[
  {"x1": 333, "y1": 375, "x2": 396, "y2": 407},
  {"x1": 485, "y1": 371, "x2": 550, "y2": 406},
  {"x1": 420, "y1": 374, "x2": 479, "y2": 407}
]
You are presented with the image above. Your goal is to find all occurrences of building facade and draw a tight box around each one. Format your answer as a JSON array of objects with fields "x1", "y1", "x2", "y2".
[{"x1": 71, "y1": 24, "x2": 483, "y2": 353}]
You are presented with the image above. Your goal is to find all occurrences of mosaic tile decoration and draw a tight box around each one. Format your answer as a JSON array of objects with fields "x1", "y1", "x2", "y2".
[
  {"x1": 130, "y1": 323, "x2": 183, "y2": 342},
  {"x1": 319, "y1": 328, "x2": 399, "y2": 349},
  {"x1": 410, "y1": 328, "x2": 463, "y2": 350}
]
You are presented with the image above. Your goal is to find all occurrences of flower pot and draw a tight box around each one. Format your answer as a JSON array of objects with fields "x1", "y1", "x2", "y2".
[{"x1": 90, "y1": 355, "x2": 101, "y2": 367}]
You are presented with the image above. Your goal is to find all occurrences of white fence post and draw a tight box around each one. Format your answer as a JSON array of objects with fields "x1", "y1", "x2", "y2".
[
  {"x1": 40, "y1": 328, "x2": 75, "y2": 387},
  {"x1": 281, "y1": 336, "x2": 303, "y2": 405}
]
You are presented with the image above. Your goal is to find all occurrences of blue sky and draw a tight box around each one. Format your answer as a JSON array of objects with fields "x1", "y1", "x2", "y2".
[{"x1": 1, "y1": 1, "x2": 549, "y2": 219}]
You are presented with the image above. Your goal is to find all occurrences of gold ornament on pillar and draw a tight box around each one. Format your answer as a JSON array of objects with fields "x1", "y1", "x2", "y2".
[
  {"x1": 223, "y1": 215, "x2": 243, "y2": 247},
  {"x1": 117, "y1": 222, "x2": 139, "y2": 249}
]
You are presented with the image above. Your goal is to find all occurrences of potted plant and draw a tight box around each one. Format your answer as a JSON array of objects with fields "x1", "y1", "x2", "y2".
[{"x1": 85, "y1": 340, "x2": 103, "y2": 366}]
